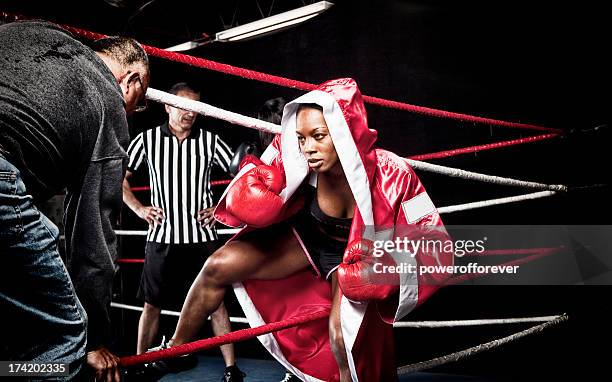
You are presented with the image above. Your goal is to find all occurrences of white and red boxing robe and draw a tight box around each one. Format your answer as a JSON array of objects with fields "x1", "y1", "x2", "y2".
[{"x1": 215, "y1": 78, "x2": 453, "y2": 381}]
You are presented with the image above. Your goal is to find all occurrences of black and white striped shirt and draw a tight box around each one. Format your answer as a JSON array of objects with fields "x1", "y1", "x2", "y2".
[{"x1": 127, "y1": 122, "x2": 233, "y2": 243}]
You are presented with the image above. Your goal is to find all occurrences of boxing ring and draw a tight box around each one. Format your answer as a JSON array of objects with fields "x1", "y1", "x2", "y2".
[
  {"x1": 109, "y1": 56, "x2": 572, "y2": 380},
  {"x1": 3, "y1": 11, "x2": 601, "y2": 381}
]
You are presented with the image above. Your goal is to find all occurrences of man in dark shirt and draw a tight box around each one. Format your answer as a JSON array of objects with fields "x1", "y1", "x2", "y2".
[{"x1": 0, "y1": 20, "x2": 150, "y2": 380}]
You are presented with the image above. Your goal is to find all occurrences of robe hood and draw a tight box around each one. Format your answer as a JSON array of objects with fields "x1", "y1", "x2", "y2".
[{"x1": 277, "y1": 78, "x2": 378, "y2": 240}]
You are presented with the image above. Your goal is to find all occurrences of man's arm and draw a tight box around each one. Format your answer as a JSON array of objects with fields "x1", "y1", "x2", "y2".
[
  {"x1": 64, "y1": 157, "x2": 125, "y2": 381},
  {"x1": 212, "y1": 135, "x2": 234, "y2": 173},
  {"x1": 122, "y1": 170, "x2": 163, "y2": 226},
  {"x1": 198, "y1": 135, "x2": 234, "y2": 228}
]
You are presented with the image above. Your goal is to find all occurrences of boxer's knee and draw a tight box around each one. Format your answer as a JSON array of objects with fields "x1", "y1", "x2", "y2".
[
  {"x1": 143, "y1": 302, "x2": 160, "y2": 314},
  {"x1": 210, "y1": 302, "x2": 228, "y2": 320},
  {"x1": 202, "y1": 246, "x2": 234, "y2": 286}
]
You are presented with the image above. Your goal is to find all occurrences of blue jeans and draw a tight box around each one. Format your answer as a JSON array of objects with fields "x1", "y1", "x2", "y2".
[{"x1": 0, "y1": 154, "x2": 86, "y2": 379}]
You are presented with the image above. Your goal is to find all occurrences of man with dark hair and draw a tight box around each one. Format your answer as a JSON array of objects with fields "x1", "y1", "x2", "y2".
[
  {"x1": 122, "y1": 82, "x2": 244, "y2": 381},
  {"x1": 256, "y1": 97, "x2": 285, "y2": 149},
  {"x1": 91, "y1": 36, "x2": 149, "y2": 68},
  {"x1": 91, "y1": 36, "x2": 150, "y2": 114},
  {"x1": 0, "y1": 20, "x2": 149, "y2": 381},
  {"x1": 228, "y1": 97, "x2": 285, "y2": 177}
]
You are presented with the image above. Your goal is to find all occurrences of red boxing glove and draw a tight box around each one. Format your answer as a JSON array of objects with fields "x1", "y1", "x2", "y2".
[
  {"x1": 226, "y1": 165, "x2": 284, "y2": 227},
  {"x1": 337, "y1": 239, "x2": 399, "y2": 302},
  {"x1": 239, "y1": 154, "x2": 264, "y2": 171}
]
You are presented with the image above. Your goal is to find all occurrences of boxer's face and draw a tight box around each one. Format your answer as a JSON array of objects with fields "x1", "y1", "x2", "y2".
[{"x1": 296, "y1": 106, "x2": 340, "y2": 174}]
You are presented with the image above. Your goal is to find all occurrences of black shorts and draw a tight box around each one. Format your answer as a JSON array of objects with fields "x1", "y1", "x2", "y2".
[
  {"x1": 137, "y1": 241, "x2": 219, "y2": 309},
  {"x1": 292, "y1": 218, "x2": 345, "y2": 281}
]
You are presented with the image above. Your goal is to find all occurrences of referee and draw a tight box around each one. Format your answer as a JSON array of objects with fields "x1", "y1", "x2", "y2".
[{"x1": 122, "y1": 82, "x2": 244, "y2": 381}]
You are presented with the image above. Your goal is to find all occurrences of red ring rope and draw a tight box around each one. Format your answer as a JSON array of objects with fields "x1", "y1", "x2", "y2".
[
  {"x1": 117, "y1": 259, "x2": 145, "y2": 264},
  {"x1": 446, "y1": 247, "x2": 561, "y2": 285},
  {"x1": 133, "y1": 45, "x2": 562, "y2": 133},
  {"x1": 469, "y1": 246, "x2": 564, "y2": 256},
  {"x1": 116, "y1": 246, "x2": 564, "y2": 265},
  {"x1": 119, "y1": 308, "x2": 329, "y2": 367},
  {"x1": 409, "y1": 133, "x2": 560, "y2": 161},
  {"x1": 130, "y1": 179, "x2": 230, "y2": 192},
  {"x1": 0, "y1": 12, "x2": 561, "y2": 134}
]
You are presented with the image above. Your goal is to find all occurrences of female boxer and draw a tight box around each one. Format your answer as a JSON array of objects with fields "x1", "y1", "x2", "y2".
[{"x1": 169, "y1": 78, "x2": 451, "y2": 382}]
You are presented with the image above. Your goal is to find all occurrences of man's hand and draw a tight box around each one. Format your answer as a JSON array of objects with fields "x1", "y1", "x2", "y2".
[
  {"x1": 197, "y1": 206, "x2": 216, "y2": 228},
  {"x1": 136, "y1": 206, "x2": 164, "y2": 227},
  {"x1": 87, "y1": 347, "x2": 120, "y2": 382}
]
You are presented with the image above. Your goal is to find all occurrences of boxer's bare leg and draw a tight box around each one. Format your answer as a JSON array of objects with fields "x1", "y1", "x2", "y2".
[
  {"x1": 171, "y1": 226, "x2": 310, "y2": 346},
  {"x1": 329, "y1": 273, "x2": 351, "y2": 381}
]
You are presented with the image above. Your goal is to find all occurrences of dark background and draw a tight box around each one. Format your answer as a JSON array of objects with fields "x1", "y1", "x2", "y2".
[{"x1": 3, "y1": 0, "x2": 610, "y2": 379}]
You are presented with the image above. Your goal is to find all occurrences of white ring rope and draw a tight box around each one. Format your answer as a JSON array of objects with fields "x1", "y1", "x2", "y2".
[
  {"x1": 113, "y1": 191, "x2": 557, "y2": 237},
  {"x1": 146, "y1": 88, "x2": 568, "y2": 192},
  {"x1": 110, "y1": 302, "x2": 249, "y2": 324},
  {"x1": 397, "y1": 314, "x2": 569, "y2": 374},
  {"x1": 437, "y1": 190, "x2": 557, "y2": 214},
  {"x1": 406, "y1": 159, "x2": 567, "y2": 192},
  {"x1": 114, "y1": 228, "x2": 240, "y2": 236},
  {"x1": 393, "y1": 315, "x2": 562, "y2": 328},
  {"x1": 114, "y1": 191, "x2": 555, "y2": 237},
  {"x1": 217, "y1": 228, "x2": 240, "y2": 235},
  {"x1": 114, "y1": 230, "x2": 147, "y2": 236},
  {"x1": 147, "y1": 88, "x2": 280, "y2": 134},
  {"x1": 114, "y1": 190, "x2": 557, "y2": 238},
  {"x1": 111, "y1": 301, "x2": 559, "y2": 330}
]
